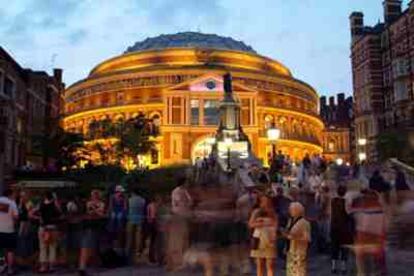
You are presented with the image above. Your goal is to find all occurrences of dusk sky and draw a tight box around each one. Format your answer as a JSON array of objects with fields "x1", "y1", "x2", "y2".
[{"x1": 1, "y1": 0, "x2": 409, "y2": 96}]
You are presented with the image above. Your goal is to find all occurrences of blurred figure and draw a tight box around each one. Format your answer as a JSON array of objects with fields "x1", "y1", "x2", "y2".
[
  {"x1": 78, "y1": 190, "x2": 105, "y2": 276},
  {"x1": 283, "y1": 202, "x2": 311, "y2": 276},
  {"x1": 249, "y1": 195, "x2": 278, "y2": 276},
  {"x1": 108, "y1": 185, "x2": 127, "y2": 255},
  {"x1": 147, "y1": 195, "x2": 162, "y2": 264},
  {"x1": 393, "y1": 167, "x2": 410, "y2": 202},
  {"x1": 351, "y1": 189, "x2": 387, "y2": 276},
  {"x1": 30, "y1": 191, "x2": 62, "y2": 273},
  {"x1": 126, "y1": 188, "x2": 146, "y2": 262},
  {"x1": 0, "y1": 189, "x2": 18, "y2": 275},
  {"x1": 236, "y1": 185, "x2": 259, "y2": 274},
  {"x1": 369, "y1": 170, "x2": 391, "y2": 205},
  {"x1": 272, "y1": 185, "x2": 292, "y2": 259},
  {"x1": 315, "y1": 185, "x2": 331, "y2": 252},
  {"x1": 330, "y1": 186, "x2": 353, "y2": 274},
  {"x1": 16, "y1": 190, "x2": 35, "y2": 260},
  {"x1": 168, "y1": 177, "x2": 193, "y2": 270}
]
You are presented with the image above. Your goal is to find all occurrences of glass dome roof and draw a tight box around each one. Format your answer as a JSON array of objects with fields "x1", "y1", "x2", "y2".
[{"x1": 125, "y1": 32, "x2": 256, "y2": 54}]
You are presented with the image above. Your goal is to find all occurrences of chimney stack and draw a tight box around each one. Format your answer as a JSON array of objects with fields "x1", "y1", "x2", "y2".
[
  {"x1": 320, "y1": 96, "x2": 327, "y2": 107},
  {"x1": 350, "y1": 12, "x2": 364, "y2": 43},
  {"x1": 337, "y1": 93, "x2": 345, "y2": 104},
  {"x1": 53, "y1": 68, "x2": 63, "y2": 84},
  {"x1": 329, "y1": 96, "x2": 335, "y2": 107},
  {"x1": 383, "y1": 0, "x2": 402, "y2": 24}
]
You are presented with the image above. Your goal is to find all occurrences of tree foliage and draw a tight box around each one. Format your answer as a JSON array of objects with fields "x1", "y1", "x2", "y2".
[{"x1": 377, "y1": 130, "x2": 414, "y2": 165}]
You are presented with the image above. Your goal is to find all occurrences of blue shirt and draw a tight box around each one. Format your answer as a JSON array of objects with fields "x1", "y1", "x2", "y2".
[{"x1": 128, "y1": 195, "x2": 146, "y2": 225}]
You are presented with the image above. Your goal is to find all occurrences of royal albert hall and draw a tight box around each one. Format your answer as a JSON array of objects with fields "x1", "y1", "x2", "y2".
[{"x1": 63, "y1": 32, "x2": 325, "y2": 168}]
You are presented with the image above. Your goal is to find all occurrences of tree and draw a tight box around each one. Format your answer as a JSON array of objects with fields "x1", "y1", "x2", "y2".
[
  {"x1": 45, "y1": 127, "x2": 86, "y2": 170},
  {"x1": 377, "y1": 130, "x2": 414, "y2": 165},
  {"x1": 116, "y1": 114, "x2": 155, "y2": 166}
]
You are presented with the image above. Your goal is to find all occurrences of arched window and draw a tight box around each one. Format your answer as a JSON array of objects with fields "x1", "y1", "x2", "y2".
[
  {"x1": 264, "y1": 115, "x2": 274, "y2": 129},
  {"x1": 328, "y1": 139, "x2": 336, "y2": 152}
]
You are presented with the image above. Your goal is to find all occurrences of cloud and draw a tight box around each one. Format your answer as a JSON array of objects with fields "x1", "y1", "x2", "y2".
[{"x1": 137, "y1": 0, "x2": 226, "y2": 28}]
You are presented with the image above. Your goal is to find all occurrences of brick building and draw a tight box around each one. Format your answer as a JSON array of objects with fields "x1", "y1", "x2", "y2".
[
  {"x1": 0, "y1": 47, "x2": 64, "y2": 189},
  {"x1": 320, "y1": 93, "x2": 353, "y2": 163},
  {"x1": 350, "y1": 0, "x2": 414, "y2": 162}
]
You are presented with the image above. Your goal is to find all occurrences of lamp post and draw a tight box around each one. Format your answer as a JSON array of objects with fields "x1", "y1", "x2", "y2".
[
  {"x1": 223, "y1": 137, "x2": 233, "y2": 171},
  {"x1": 267, "y1": 124, "x2": 281, "y2": 162},
  {"x1": 357, "y1": 138, "x2": 367, "y2": 163}
]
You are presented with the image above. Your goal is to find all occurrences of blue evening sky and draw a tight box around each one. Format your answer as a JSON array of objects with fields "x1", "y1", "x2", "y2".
[{"x1": 0, "y1": 1, "x2": 409, "y2": 96}]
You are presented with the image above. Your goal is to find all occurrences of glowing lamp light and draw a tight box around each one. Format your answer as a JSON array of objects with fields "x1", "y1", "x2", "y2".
[
  {"x1": 336, "y1": 158, "x2": 344, "y2": 166},
  {"x1": 267, "y1": 127, "x2": 281, "y2": 142},
  {"x1": 358, "y1": 138, "x2": 367, "y2": 146},
  {"x1": 346, "y1": 162, "x2": 350, "y2": 166},
  {"x1": 206, "y1": 137, "x2": 216, "y2": 145},
  {"x1": 358, "y1": 152, "x2": 367, "y2": 161},
  {"x1": 224, "y1": 137, "x2": 233, "y2": 146}
]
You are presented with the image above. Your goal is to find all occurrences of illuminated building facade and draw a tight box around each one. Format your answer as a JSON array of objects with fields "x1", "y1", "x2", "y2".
[
  {"x1": 63, "y1": 32, "x2": 324, "y2": 167},
  {"x1": 320, "y1": 93, "x2": 353, "y2": 163}
]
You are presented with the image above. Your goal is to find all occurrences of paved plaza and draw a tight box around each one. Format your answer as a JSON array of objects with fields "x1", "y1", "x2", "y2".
[{"x1": 16, "y1": 248, "x2": 414, "y2": 276}]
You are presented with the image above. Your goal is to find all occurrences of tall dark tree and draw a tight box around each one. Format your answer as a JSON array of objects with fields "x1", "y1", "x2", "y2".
[{"x1": 116, "y1": 113, "x2": 155, "y2": 165}]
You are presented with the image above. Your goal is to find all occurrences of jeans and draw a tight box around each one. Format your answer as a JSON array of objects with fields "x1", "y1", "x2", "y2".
[{"x1": 125, "y1": 222, "x2": 143, "y2": 256}]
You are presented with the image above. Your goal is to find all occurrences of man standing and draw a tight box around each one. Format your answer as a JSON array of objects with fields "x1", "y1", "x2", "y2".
[
  {"x1": 126, "y1": 188, "x2": 146, "y2": 263},
  {"x1": 0, "y1": 189, "x2": 18, "y2": 275}
]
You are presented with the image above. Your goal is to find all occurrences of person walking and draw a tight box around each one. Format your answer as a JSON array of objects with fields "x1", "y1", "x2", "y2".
[
  {"x1": 78, "y1": 190, "x2": 106, "y2": 276},
  {"x1": 126, "y1": 188, "x2": 146, "y2": 263},
  {"x1": 330, "y1": 186, "x2": 353, "y2": 274},
  {"x1": 30, "y1": 191, "x2": 62, "y2": 273},
  {"x1": 0, "y1": 189, "x2": 18, "y2": 275},
  {"x1": 351, "y1": 189, "x2": 387, "y2": 276},
  {"x1": 283, "y1": 202, "x2": 311, "y2": 276},
  {"x1": 249, "y1": 195, "x2": 278, "y2": 276}
]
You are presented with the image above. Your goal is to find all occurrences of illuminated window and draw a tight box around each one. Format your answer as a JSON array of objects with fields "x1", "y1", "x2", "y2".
[
  {"x1": 328, "y1": 140, "x2": 335, "y2": 152},
  {"x1": 171, "y1": 97, "x2": 182, "y2": 124},
  {"x1": 264, "y1": 115, "x2": 274, "y2": 129},
  {"x1": 190, "y1": 99, "x2": 199, "y2": 125},
  {"x1": 241, "y1": 99, "x2": 250, "y2": 125},
  {"x1": 203, "y1": 100, "x2": 219, "y2": 125}
]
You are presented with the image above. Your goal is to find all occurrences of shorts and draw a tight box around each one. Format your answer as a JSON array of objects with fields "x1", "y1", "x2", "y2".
[
  {"x1": 80, "y1": 229, "x2": 99, "y2": 249},
  {"x1": 0, "y1": 232, "x2": 17, "y2": 250}
]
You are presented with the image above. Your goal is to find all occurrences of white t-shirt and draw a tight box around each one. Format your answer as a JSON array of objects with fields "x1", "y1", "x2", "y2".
[{"x1": 0, "y1": 196, "x2": 18, "y2": 233}]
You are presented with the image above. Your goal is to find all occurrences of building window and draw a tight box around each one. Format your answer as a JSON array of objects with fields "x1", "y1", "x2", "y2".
[
  {"x1": 394, "y1": 80, "x2": 408, "y2": 101},
  {"x1": 328, "y1": 140, "x2": 335, "y2": 152},
  {"x1": 4, "y1": 77, "x2": 15, "y2": 98},
  {"x1": 203, "y1": 100, "x2": 219, "y2": 125},
  {"x1": 264, "y1": 115, "x2": 273, "y2": 129},
  {"x1": 190, "y1": 99, "x2": 199, "y2": 125},
  {"x1": 171, "y1": 97, "x2": 182, "y2": 124},
  {"x1": 241, "y1": 99, "x2": 250, "y2": 126}
]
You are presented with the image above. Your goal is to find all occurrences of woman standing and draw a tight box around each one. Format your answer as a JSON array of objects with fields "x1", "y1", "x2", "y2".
[
  {"x1": 30, "y1": 191, "x2": 62, "y2": 273},
  {"x1": 78, "y1": 190, "x2": 105, "y2": 276},
  {"x1": 249, "y1": 195, "x2": 278, "y2": 276},
  {"x1": 330, "y1": 186, "x2": 353, "y2": 274},
  {"x1": 283, "y1": 202, "x2": 311, "y2": 276}
]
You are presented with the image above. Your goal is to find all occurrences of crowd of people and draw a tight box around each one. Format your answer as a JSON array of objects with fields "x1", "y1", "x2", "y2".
[{"x1": 0, "y1": 152, "x2": 412, "y2": 276}]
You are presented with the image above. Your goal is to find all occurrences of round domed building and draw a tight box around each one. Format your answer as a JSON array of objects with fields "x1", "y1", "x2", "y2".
[{"x1": 63, "y1": 32, "x2": 324, "y2": 168}]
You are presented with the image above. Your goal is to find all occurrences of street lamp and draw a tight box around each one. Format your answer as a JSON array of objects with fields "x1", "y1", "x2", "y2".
[
  {"x1": 357, "y1": 138, "x2": 367, "y2": 163},
  {"x1": 358, "y1": 138, "x2": 367, "y2": 146},
  {"x1": 267, "y1": 125, "x2": 281, "y2": 161},
  {"x1": 358, "y1": 152, "x2": 367, "y2": 162},
  {"x1": 223, "y1": 137, "x2": 233, "y2": 171},
  {"x1": 336, "y1": 158, "x2": 344, "y2": 166}
]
